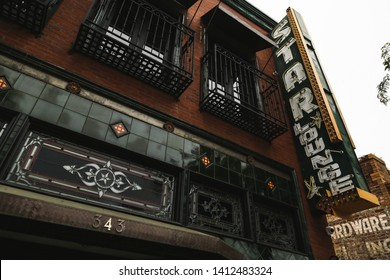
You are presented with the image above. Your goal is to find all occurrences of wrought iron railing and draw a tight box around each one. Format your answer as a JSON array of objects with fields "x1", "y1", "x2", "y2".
[
  {"x1": 200, "y1": 45, "x2": 288, "y2": 141},
  {"x1": 0, "y1": 0, "x2": 63, "y2": 34},
  {"x1": 73, "y1": 0, "x2": 195, "y2": 98}
]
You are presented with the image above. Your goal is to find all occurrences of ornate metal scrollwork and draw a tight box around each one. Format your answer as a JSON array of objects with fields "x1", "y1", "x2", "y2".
[
  {"x1": 254, "y1": 205, "x2": 297, "y2": 250},
  {"x1": 63, "y1": 161, "x2": 141, "y2": 198},
  {"x1": 188, "y1": 183, "x2": 243, "y2": 236}
]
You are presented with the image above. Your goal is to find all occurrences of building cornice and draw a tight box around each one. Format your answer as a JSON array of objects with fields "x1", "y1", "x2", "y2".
[{"x1": 222, "y1": 0, "x2": 277, "y2": 32}]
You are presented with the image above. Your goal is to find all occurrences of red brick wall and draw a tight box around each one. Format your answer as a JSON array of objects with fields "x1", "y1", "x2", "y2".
[
  {"x1": 0, "y1": 0, "x2": 335, "y2": 259},
  {"x1": 327, "y1": 154, "x2": 390, "y2": 259}
]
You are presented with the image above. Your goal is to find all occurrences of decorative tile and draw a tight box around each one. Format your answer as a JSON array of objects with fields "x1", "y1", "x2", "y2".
[
  {"x1": 0, "y1": 75, "x2": 12, "y2": 91},
  {"x1": 106, "y1": 126, "x2": 129, "y2": 148},
  {"x1": 0, "y1": 66, "x2": 21, "y2": 85},
  {"x1": 184, "y1": 139, "x2": 199, "y2": 156},
  {"x1": 31, "y1": 99, "x2": 62, "y2": 124},
  {"x1": 127, "y1": 134, "x2": 148, "y2": 155},
  {"x1": 1, "y1": 90, "x2": 37, "y2": 114},
  {"x1": 13, "y1": 74, "x2": 46, "y2": 97},
  {"x1": 110, "y1": 121, "x2": 129, "y2": 138},
  {"x1": 40, "y1": 84, "x2": 70, "y2": 106},
  {"x1": 183, "y1": 154, "x2": 198, "y2": 171},
  {"x1": 65, "y1": 94, "x2": 92, "y2": 115},
  {"x1": 88, "y1": 102, "x2": 113, "y2": 123},
  {"x1": 110, "y1": 111, "x2": 133, "y2": 130},
  {"x1": 165, "y1": 147, "x2": 183, "y2": 167},
  {"x1": 147, "y1": 141, "x2": 166, "y2": 161},
  {"x1": 57, "y1": 109, "x2": 87, "y2": 133},
  {"x1": 82, "y1": 117, "x2": 109, "y2": 141},
  {"x1": 167, "y1": 133, "x2": 184, "y2": 151},
  {"x1": 149, "y1": 126, "x2": 168, "y2": 145},
  {"x1": 131, "y1": 118, "x2": 151, "y2": 138}
]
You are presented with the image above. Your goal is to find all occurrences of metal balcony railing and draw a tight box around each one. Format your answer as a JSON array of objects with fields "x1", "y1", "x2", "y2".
[
  {"x1": 73, "y1": 0, "x2": 194, "y2": 99},
  {"x1": 200, "y1": 45, "x2": 288, "y2": 141},
  {"x1": 0, "y1": 0, "x2": 63, "y2": 34}
]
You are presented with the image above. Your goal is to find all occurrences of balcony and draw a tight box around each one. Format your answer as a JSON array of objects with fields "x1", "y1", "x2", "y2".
[
  {"x1": 73, "y1": 0, "x2": 194, "y2": 99},
  {"x1": 200, "y1": 46, "x2": 288, "y2": 141},
  {"x1": 0, "y1": 0, "x2": 63, "y2": 34}
]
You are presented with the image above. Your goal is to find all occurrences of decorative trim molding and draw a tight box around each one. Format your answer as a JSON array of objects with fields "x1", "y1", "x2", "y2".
[
  {"x1": 222, "y1": 0, "x2": 277, "y2": 32},
  {"x1": 0, "y1": 44, "x2": 292, "y2": 173},
  {"x1": 287, "y1": 8, "x2": 342, "y2": 143}
]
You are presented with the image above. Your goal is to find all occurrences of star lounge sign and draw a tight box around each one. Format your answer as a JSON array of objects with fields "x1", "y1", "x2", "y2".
[{"x1": 271, "y1": 8, "x2": 379, "y2": 216}]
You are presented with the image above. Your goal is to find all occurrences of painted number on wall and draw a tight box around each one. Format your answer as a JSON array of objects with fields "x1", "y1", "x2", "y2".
[{"x1": 92, "y1": 214, "x2": 125, "y2": 233}]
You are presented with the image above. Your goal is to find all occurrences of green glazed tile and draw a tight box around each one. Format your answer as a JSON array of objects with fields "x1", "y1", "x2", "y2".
[
  {"x1": 165, "y1": 147, "x2": 183, "y2": 167},
  {"x1": 88, "y1": 102, "x2": 113, "y2": 123},
  {"x1": 127, "y1": 134, "x2": 148, "y2": 155},
  {"x1": 131, "y1": 118, "x2": 151, "y2": 138},
  {"x1": 82, "y1": 117, "x2": 109, "y2": 141},
  {"x1": 106, "y1": 127, "x2": 129, "y2": 148},
  {"x1": 57, "y1": 109, "x2": 86, "y2": 132},
  {"x1": 110, "y1": 111, "x2": 133, "y2": 129},
  {"x1": 184, "y1": 139, "x2": 199, "y2": 156},
  {"x1": 0, "y1": 65, "x2": 21, "y2": 85},
  {"x1": 13, "y1": 74, "x2": 46, "y2": 97},
  {"x1": 167, "y1": 133, "x2": 184, "y2": 151},
  {"x1": 149, "y1": 126, "x2": 168, "y2": 145},
  {"x1": 65, "y1": 94, "x2": 92, "y2": 115},
  {"x1": 147, "y1": 141, "x2": 166, "y2": 161},
  {"x1": 1, "y1": 90, "x2": 37, "y2": 114},
  {"x1": 40, "y1": 84, "x2": 70, "y2": 106},
  {"x1": 183, "y1": 154, "x2": 199, "y2": 171},
  {"x1": 31, "y1": 99, "x2": 62, "y2": 123}
]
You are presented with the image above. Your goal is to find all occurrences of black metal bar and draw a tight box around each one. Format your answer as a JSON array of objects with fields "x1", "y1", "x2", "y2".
[
  {"x1": 200, "y1": 45, "x2": 288, "y2": 141},
  {"x1": 0, "y1": 0, "x2": 63, "y2": 34},
  {"x1": 73, "y1": 0, "x2": 195, "y2": 98}
]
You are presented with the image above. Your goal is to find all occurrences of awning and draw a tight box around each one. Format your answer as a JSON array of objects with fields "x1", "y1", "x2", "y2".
[{"x1": 202, "y1": 5, "x2": 278, "y2": 53}]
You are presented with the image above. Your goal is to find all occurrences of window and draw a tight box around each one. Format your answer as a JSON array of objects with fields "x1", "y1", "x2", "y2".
[
  {"x1": 95, "y1": 0, "x2": 181, "y2": 68},
  {"x1": 0, "y1": 0, "x2": 63, "y2": 34},
  {"x1": 200, "y1": 6, "x2": 287, "y2": 141},
  {"x1": 205, "y1": 44, "x2": 264, "y2": 111},
  {"x1": 74, "y1": 0, "x2": 195, "y2": 98}
]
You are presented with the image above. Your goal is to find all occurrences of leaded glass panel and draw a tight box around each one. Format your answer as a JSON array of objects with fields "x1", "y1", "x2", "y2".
[{"x1": 6, "y1": 131, "x2": 175, "y2": 219}]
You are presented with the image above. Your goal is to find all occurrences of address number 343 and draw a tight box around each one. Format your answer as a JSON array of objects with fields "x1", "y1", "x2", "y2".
[{"x1": 92, "y1": 214, "x2": 126, "y2": 233}]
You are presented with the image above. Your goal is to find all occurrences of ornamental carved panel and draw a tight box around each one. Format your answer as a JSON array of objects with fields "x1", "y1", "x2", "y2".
[
  {"x1": 188, "y1": 183, "x2": 244, "y2": 237},
  {"x1": 254, "y1": 203, "x2": 297, "y2": 250},
  {"x1": 6, "y1": 131, "x2": 175, "y2": 219}
]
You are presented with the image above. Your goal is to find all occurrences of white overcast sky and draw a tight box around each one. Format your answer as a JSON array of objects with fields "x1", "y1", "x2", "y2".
[{"x1": 247, "y1": 0, "x2": 390, "y2": 165}]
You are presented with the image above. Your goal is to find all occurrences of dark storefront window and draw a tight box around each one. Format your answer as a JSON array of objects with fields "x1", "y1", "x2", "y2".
[{"x1": 1, "y1": 118, "x2": 306, "y2": 255}]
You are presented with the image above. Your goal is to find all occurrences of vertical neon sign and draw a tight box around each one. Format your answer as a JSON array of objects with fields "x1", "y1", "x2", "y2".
[{"x1": 272, "y1": 8, "x2": 378, "y2": 216}]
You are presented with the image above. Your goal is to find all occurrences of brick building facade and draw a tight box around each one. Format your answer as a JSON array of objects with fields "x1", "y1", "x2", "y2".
[
  {"x1": 0, "y1": 0, "x2": 375, "y2": 259},
  {"x1": 327, "y1": 154, "x2": 390, "y2": 259}
]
